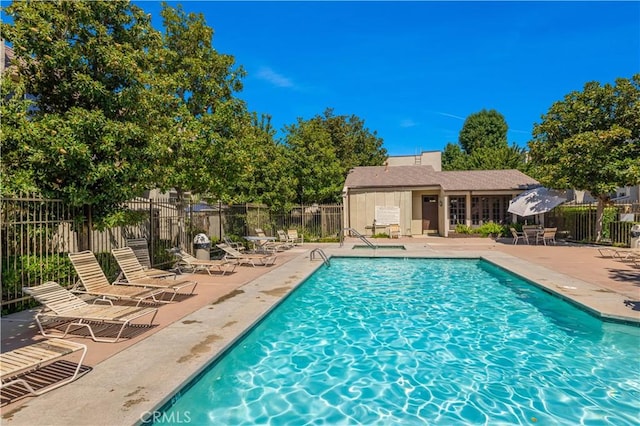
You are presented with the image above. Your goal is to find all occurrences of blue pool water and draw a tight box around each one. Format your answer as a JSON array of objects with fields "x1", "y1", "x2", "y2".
[{"x1": 154, "y1": 258, "x2": 640, "y2": 425}]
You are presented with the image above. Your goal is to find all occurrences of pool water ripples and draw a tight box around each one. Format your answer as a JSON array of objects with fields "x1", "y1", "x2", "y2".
[{"x1": 158, "y1": 258, "x2": 640, "y2": 425}]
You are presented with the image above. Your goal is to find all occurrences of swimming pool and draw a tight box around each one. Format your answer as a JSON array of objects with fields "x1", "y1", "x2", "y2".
[{"x1": 152, "y1": 257, "x2": 640, "y2": 425}]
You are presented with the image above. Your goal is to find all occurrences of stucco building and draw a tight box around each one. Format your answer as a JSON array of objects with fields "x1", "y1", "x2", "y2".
[{"x1": 342, "y1": 162, "x2": 539, "y2": 237}]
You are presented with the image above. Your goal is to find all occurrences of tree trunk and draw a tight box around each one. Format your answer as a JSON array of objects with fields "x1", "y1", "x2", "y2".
[{"x1": 594, "y1": 196, "x2": 606, "y2": 243}]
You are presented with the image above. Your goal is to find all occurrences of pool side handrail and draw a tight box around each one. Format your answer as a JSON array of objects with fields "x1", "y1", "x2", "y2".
[
  {"x1": 340, "y1": 228, "x2": 376, "y2": 248},
  {"x1": 310, "y1": 248, "x2": 330, "y2": 266}
]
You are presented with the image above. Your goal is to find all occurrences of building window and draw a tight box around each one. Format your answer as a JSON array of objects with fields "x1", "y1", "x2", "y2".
[
  {"x1": 449, "y1": 197, "x2": 466, "y2": 226},
  {"x1": 471, "y1": 196, "x2": 511, "y2": 226}
]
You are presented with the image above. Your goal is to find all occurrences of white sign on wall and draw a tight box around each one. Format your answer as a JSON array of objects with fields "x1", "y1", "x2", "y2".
[{"x1": 375, "y1": 206, "x2": 400, "y2": 225}]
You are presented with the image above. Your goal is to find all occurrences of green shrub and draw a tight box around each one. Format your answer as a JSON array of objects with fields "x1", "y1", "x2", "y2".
[
  {"x1": 318, "y1": 236, "x2": 340, "y2": 243},
  {"x1": 455, "y1": 224, "x2": 473, "y2": 234},
  {"x1": 371, "y1": 233, "x2": 390, "y2": 238},
  {"x1": 2, "y1": 253, "x2": 74, "y2": 315},
  {"x1": 475, "y1": 222, "x2": 504, "y2": 237}
]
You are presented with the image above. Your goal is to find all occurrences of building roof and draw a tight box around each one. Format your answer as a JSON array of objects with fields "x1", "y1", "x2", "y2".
[{"x1": 343, "y1": 165, "x2": 539, "y2": 191}]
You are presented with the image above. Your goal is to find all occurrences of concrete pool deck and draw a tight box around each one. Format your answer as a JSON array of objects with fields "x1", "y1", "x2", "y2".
[{"x1": 1, "y1": 237, "x2": 639, "y2": 425}]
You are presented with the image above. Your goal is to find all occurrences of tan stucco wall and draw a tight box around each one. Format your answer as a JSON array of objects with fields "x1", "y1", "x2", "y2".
[
  {"x1": 345, "y1": 189, "x2": 412, "y2": 236},
  {"x1": 386, "y1": 151, "x2": 442, "y2": 171}
]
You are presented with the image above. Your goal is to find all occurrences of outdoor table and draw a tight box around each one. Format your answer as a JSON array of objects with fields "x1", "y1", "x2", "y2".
[{"x1": 523, "y1": 226, "x2": 543, "y2": 244}]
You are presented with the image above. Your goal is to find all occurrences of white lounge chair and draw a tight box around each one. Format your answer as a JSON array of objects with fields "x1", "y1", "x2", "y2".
[
  {"x1": 125, "y1": 238, "x2": 177, "y2": 279},
  {"x1": 276, "y1": 230, "x2": 295, "y2": 248},
  {"x1": 69, "y1": 251, "x2": 167, "y2": 306},
  {"x1": 287, "y1": 229, "x2": 303, "y2": 245},
  {"x1": 1, "y1": 338, "x2": 88, "y2": 399},
  {"x1": 23, "y1": 281, "x2": 158, "y2": 342},
  {"x1": 254, "y1": 228, "x2": 287, "y2": 252},
  {"x1": 112, "y1": 247, "x2": 198, "y2": 301},
  {"x1": 170, "y1": 248, "x2": 238, "y2": 276},
  {"x1": 216, "y1": 243, "x2": 277, "y2": 267}
]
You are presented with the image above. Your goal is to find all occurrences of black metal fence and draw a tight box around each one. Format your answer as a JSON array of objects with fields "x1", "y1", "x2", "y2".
[
  {"x1": 1, "y1": 194, "x2": 343, "y2": 313},
  {"x1": 546, "y1": 202, "x2": 640, "y2": 245},
  {"x1": 3, "y1": 193, "x2": 637, "y2": 314}
]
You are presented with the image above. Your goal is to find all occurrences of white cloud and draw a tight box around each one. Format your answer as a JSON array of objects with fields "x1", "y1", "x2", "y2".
[{"x1": 256, "y1": 66, "x2": 294, "y2": 88}]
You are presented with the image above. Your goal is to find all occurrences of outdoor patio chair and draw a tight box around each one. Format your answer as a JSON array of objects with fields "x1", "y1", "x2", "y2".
[
  {"x1": 112, "y1": 247, "x2": 198, "y2": 301},
  {"x1": 23, "y1": 281, "x2": 158, "y2": 343},
  {"x1": 510, "y1": 227, "x2": 528, "y2": 245},
  {"x1": 254, "y1": 228, "x2": 287, "y2": 252},
  {"x1": 125, "y1": 238, "x2": 177, "y2": 279},
  {"x1": 223, "y1": 236, "x2": 246, "y2": 252},
  {"x1": 276, "y1": 230, "x2": 295, "y2": 248},
  {"x1": 609, "y1": 248, "x2": 640, "y2": 263},
  {"x1": 535, "y1": 227, "x2": 557, "y2": 246},
  {"x1": 389, "y1": 224, "x2": 400, "y2": 239},
  {"x1": 1, "y1": 338, "x2": 88, "y2": 400},
  {"x1": 216, "y1": 243, "x2": 277, "y2": 267},
  {"x1": 68, "y1": 251, "x2": 167, "y2": 306},
  {"x1": 287, "y1": 229, "x2": 304, "y2": 245},
  {"x1": 170, "y1": 248, "x2": 238, "y2": 276}
]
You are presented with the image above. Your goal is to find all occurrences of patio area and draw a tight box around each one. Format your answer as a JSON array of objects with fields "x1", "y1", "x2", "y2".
[{"x1": 1, "y1": 237, "x2": 638, "y2": 424}]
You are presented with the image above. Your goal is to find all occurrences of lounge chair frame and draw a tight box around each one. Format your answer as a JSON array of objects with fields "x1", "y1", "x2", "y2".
[
  {"x1": 69, "y1": 251, "x2": 166, "y2": 306},
  {"x1": 170, "y1": 248, "x2": 237, "y2": 276},
  {"x1": 126, "y1": 238, "x2": 177, "y2": 279},
  {"x1": 1, "y1": 338, "x2": 88, "y2": 398},
  {"x1": 276, "y1": 230, "x2": 295, "y2": 249},
  {"x1": 216, "y1": 243, "x2": 277, "y2": 267},
  {"x1": 388, "y1": 224, "x2": 400, "y2": 239},
  {"x1": 23, "y1": 281, "x2": 158, "y2": 343},
  {"x1": 287, "y1": 229, "x2": 304, "y2": 246},
  {"x1": 254, "y1": 228, "x2": 287, "y2": 252},
  {"x1": 112, "y1": 247, "x2": 198, "y2": 301}
]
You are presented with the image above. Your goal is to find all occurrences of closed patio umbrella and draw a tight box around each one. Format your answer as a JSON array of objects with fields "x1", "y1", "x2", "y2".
[{"x1": 508, "y1": 187, "x2": 567, "y2": 217}]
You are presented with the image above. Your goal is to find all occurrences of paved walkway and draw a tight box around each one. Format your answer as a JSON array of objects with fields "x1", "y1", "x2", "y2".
[{"x1": 1, "y1": 237, "x2": 638, "y2": 424}]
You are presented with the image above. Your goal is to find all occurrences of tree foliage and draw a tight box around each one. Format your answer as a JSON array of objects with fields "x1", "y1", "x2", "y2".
[
  {"x1": 459, "y1": 109, "x2": 508, "y2": 154},
  {"x1": 1, "y1": 0, "x2": 162, "y2": 222},
  {"x1": 148, "y1": 3, "x2": 250, "y2": 203},
  {"x1": 284, "y1": 108, "x2": 387, "y2": 204},
  {"x1": 442, "y1": 109, "x2": 526, "y2": 171},
  {"x1": 528, "y1": 75, "x2": 640, "y2": 241},
  {"x1": 0, "y1": 1, "x2": 256, "y2": 223},
  {"x1": 229, "y1": 114, "x2": 297, "y2": 211}
]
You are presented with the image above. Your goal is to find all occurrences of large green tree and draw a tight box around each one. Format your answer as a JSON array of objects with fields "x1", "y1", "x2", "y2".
[
  {"x1": 284, "y1": 108, "x2": 387, "y2": 204},
  {"x1": 149, "y1": 4, "x2": 251, "y2": 204},
  {"x1": 459, "y1": 109, "x2": 508, "y2": 154},
  {"x1": 528, "y1": 75, "x2": 640, "y2": 242},
  {"x1": 229, "y1": 113, "x2": 297, "y2": 211},
  {"x1": 442, "y1": 109, "x2": 526, "y2": 171},
  {"x1": 1, "y1": 0, "x2": 162, "y2": 228},
  {"x1": 1, "y1": 1, "x2": 257, "y2": 226}
]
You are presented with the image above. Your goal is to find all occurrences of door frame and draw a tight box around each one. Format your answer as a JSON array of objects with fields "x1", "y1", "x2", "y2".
[{"x1": 422, "y1": 195, "x2": 439, "y2": 233}]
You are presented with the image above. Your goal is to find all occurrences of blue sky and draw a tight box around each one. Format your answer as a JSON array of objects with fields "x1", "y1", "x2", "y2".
[
  {"x1": 9, "y1": 1, "x2": 640, "y2": 156},
  {"x1": 133, "y1": 1, "x2": 639, "y2": 156}
]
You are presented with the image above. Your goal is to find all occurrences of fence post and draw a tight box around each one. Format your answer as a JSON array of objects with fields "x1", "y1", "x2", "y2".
[{"x1": 149, "y1": 199, "x2": 155, "y2": 266}]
